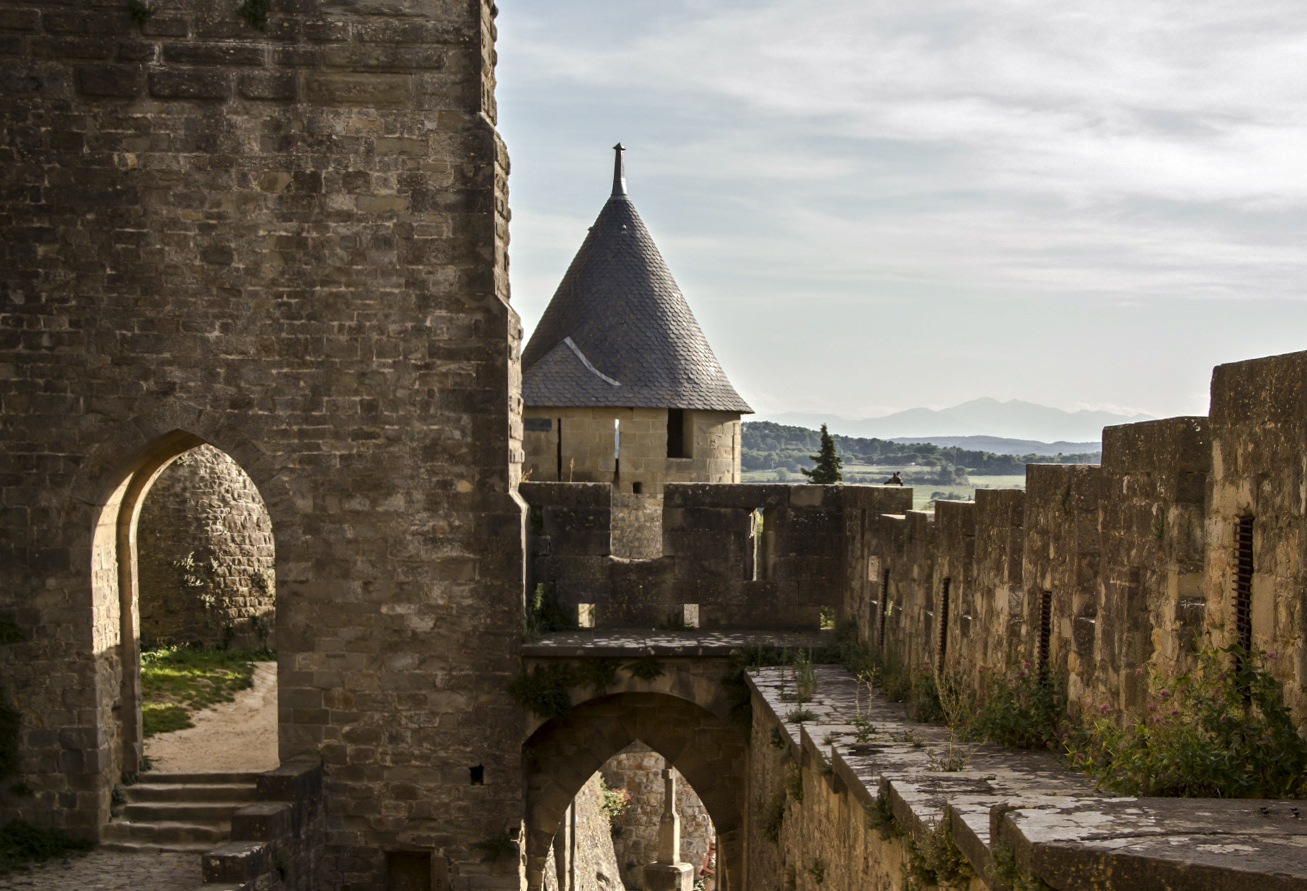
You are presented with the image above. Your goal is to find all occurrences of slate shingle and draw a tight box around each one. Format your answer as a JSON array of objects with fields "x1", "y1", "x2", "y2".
[{"x1": 522, "y1": 157, "x2": 752, "y2": 414}]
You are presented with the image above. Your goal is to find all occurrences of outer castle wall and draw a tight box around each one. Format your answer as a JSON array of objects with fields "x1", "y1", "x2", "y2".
[{"x1": 529, "y1": 350, "x2": 1307, "y2": 727}]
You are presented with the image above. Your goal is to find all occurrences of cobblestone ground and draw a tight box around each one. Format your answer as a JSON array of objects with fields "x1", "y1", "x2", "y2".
[{"x1": 0, "y1": 850, "x2": 199, "y2": 890}]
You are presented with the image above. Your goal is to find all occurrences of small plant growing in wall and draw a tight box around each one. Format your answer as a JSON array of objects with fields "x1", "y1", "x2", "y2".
[
  {"x1": 624, "y1": 655, "x2": 664, "y2": 681},
  {"x1": 989, "y1": 842, "x2": 1054, "y2": 891},
  {"x1": 783, "y1": 761, "x2": 803, "y2": 803},
  {"x1": 506, "y1": 663, "x2": 579, "y2": 719},
  {"x1": 762, "y1": 792, "x2": 786, "y2": 844},
  {"x1": 807, "y1": 858, "x2": 827, "y2": 885},
  {"x1": 903, "y1": 819, "x2": 973, "y2": 890},
  {"x1": 1067, "y1": 642, "x2": 1307, "y2": 799},
  {"x1": 127, "y1": 0, "x2": 155, "y2": 24},
  {"x1": 866, "y1": 794, "x2": 904, "y2": 840},
  {"x1": 791, "y1": 649, "x2": 818, "y2": 702},
  {"x1": 524, "y1": 583, "x2": 576, "y2": 640},
  {"x1": 598, "y1": 777, "x2": 631, "y2": 820},
  {"x1": 237, "y1": 0, "x2": 270, "y2": 31},
  {"x1": 0, "y1": 616, "x2": 24, "y2": 645},
  {"x1": 471, "y1": 831, "x2": 517, "y2": 865},
  {"x1": 577, "y1": 658, "x2": 621, "y2": 695}
]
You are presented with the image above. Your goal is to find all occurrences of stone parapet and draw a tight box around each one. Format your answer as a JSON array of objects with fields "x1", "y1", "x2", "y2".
[{"x1": 746, "y1": 664, "x2": 1307, "y2": 891}]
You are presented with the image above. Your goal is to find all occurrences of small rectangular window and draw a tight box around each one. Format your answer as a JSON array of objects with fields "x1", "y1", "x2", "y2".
[
  {"x1": 579, "y1": 603, "x2": 595, "y2": 628},
  {"x1": 667, "y1": 409, "x2": 686, "y2": 458},
  {"x1": 632, "y1": 482, "x2": 643, "y2": 494}
]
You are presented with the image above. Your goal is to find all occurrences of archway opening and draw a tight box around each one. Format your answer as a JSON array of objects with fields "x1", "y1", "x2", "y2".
[
  {"x1": 542, "y1": 743, "x2": 718, "y2": 891},
  {"x1": 136, "y1": 443, "x2": 278, "y2": 773},
  {"x1": 88, "y1": 431, "x2": 280, "y2": 783},
  {"x1": 524, "y1": 692, "x2": 746, "y2": 891}
]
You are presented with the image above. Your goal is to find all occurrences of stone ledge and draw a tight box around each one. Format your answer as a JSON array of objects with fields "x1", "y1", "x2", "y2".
[
  {"x1": 523, "y1": 629, "x2": 831, "y2": 659},
  {"x1": 748, "y1": 664, "x2": 1307, "y2": 889}
]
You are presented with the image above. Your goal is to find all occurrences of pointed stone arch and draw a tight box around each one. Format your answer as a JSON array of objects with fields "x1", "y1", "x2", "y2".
[
  {"x1": 523, "y1": 691, "x2": 747, "y2": 891},
  {"x1": 84, "y1": 426, "x2": 288, "y2": 777},
  {"x1": 53, "y1": 403, "x2": 298, "y2": 836}
]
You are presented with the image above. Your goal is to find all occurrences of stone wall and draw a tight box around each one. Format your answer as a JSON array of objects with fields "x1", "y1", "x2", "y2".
[
  {"x1": 204, "y1": 760, "x2": 326, "y2": 891},
  {"x1": 854, "y1": 351, "x2": 1307, "y2": 726},
  {"x1": 610, "y1": 493, "x2": 663, "y2": 560},
  {"x1": 137, "y1": 444, "x2": 276, "y2": 649},
  {"x1": 0, "y1": 3, "x2": 527, "y2": 889},
  {"x1": 600, "y1": 741, "x2": 713, "y2": 888},
  {"x1": 522, "y1": 482, "x2": 913, "y2": 630},
  {"x1": 541, "y1": 772, "x2": 623, "y2": 891},
  {"x1": 522, "y1": 407, "x2": 741, "y2": 494}
]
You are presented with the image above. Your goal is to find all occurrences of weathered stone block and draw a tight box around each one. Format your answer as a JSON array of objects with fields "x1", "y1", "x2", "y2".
[
  {"x1": 303, "y1": 72, "x2": 410, "y2": 107},
  {"x1": 149, "y1": 68, "x2": 232, "y2": 100},
  {"x1": 74, "y1": 64, "x2": 142, "y2": 97}
]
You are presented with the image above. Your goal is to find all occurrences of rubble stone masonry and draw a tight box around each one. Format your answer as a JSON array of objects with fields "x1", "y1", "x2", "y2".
[{"x1": 137, "y1": 444, "x2": 276, "y2": 649}]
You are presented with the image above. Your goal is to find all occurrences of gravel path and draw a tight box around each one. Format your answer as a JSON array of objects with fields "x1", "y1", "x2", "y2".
[
  {"x1": 144, "y1": 660, "x2": 278, "y2": 772},
  {"x1": 0, "y1": 850, "x2": 199, "y2": 890}
]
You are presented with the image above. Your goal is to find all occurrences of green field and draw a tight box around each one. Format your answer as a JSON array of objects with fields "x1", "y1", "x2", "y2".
[{"x1": 739, "y1": 469, "x2": 1026, "y2": 511}]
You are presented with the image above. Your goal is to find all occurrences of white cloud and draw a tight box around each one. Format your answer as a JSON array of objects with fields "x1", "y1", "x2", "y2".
[{"x1": 496, "y1": 0, "x2": 1307, "y2": 421}]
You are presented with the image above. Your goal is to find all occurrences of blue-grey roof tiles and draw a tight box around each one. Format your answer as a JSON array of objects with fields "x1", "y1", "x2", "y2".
[{"x1": 521, "y1": 157, "x2": 752, "y2": 414}]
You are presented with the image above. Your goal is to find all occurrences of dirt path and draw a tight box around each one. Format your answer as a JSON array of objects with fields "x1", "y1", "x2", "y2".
[{"x1": 143, "y1": 661, "x2": 278, "y2": 773}]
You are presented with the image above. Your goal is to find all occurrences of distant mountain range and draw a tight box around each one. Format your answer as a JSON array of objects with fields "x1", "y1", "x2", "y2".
[
  {"x1": 761, "y1": 398, "x2": 1152, "y2": 445},
  {"x1": 887, "y1": 435, "x2": 1098, "y2": 458}
]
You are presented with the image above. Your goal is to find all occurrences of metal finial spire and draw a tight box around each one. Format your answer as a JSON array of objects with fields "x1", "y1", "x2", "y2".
[{"x1": 612, "y1": 143, "x2": 627, "y2": 197}]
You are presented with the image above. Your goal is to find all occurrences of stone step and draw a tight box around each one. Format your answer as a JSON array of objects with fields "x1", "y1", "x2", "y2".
[
  {"x1": 103, "y1": 818, "x2": 231, "y2": 847},
  {"x1": 123, "y1": 800, "x2": 248, "y2": 823},
  {"x1": 135, "y1": 770, "x2": 260, "y2": 785},
  {"x1": 125, "y1": 782, "x2": 258, "y2": 804},
  {"x1": 100, "y1": 838, "x2": 219, "y2": 855}
]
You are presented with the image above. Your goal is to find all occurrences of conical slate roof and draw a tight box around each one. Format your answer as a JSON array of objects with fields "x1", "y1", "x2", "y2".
[{"x1": 521, "y1": 146, "x2": 752, "y2": 413}]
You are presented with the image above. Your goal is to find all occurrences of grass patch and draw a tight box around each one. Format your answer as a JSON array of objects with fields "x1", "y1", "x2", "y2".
[
  {"x1": 140, "y1": 645, "x2": 270, "y2": 739},
  {"x1": 0, "y1": 820, "x2": 93, "y2": 877}
]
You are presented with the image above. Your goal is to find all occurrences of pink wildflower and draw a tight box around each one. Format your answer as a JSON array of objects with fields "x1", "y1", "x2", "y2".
[
  {"x1": 1158, "y1": 689, "x2": 1170, "y2": 698},
  {"x1": 1099, "y1": 703, "x2": 1110, "y2": 713},
  {"x1": 1169, "y1": 708, "x2": 1180, "y2": 716}
]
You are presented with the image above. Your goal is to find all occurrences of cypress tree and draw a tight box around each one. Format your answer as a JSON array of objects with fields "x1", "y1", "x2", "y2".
[{"x1": 802, "y1": 424, "x2": 843, "y2": 484}]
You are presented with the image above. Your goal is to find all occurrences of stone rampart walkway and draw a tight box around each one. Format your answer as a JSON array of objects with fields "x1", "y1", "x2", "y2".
[{"x1": 0, "y1": 850, "x2": 199, "y2": 890}]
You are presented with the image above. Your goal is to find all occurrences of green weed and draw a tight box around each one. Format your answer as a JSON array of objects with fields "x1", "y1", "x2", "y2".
[
  {"x1": 1068, "y1": 643, "x2": 1307, "y2": 798},
  {"x1": 140, "y1": 645, "x2": 267, "y2": 738},
  {"x1": 0, "y1": 820, "x2": 93, "y2": 877},
  {"x1": 506, "y1": 664, "x2": 578, "y2": 720}
]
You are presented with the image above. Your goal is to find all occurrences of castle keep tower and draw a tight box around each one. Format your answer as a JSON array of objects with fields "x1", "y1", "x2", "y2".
[{"x1": 520, "y1": 146, "x2": 752, "y2": 497}]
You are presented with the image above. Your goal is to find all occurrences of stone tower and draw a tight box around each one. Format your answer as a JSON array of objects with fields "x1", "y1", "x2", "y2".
[
  {"x1": 520, "y1": 145, "x2": 752, "y2": 498},
  {"x1": 0, "y1": 1, "x2": 525, "y2": 887}
]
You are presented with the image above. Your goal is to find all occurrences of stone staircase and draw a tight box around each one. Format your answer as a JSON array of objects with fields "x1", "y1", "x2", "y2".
[{"x1": 102, "y1": 771, "x2": 259, "y2": 854}]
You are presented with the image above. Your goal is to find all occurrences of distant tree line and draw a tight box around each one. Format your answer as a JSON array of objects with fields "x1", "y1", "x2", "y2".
[{"x1": 742, "y1": 420, "x2": 1100, "y2": 485}]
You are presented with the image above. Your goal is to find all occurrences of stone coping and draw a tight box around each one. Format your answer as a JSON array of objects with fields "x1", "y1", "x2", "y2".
[
  {"x1": 522, "y1": 630, "x2": 831, "y2": 658},
  {"x1": 747, "y1": 664, "x2": 1307, "y2": 889}
]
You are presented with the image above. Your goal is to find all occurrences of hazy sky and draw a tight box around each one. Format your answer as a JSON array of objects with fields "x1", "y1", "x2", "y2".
[{"x1": 495, "y1": 1, "x2": 1307, "y2": 422}]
